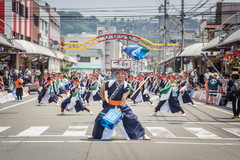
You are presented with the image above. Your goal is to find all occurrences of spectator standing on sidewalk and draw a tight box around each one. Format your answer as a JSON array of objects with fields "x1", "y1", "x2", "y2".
[
  {"x1": 228, "y1": 71, "x2": 240, "y2": 119},
  {"x1": 208, "y1": 73, "x2": 222, "y2": 105},
  {"x1": 205, "y1": 77, "x2": 210, "y2": 104},
  {"x1": 12, "y1": 67, "x2": 19, "y2": 92},
  {"x1": 16, "y1": 74, "x2": 24, "y2": 101},
  {"x1": 204, "y1": 69, "x2": 212, "y2": 81}
]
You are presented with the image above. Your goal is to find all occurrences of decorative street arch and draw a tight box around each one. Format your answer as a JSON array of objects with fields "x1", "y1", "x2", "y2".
[{"x1": 64, "y1": 33, "x2": 179, "y2": 51}]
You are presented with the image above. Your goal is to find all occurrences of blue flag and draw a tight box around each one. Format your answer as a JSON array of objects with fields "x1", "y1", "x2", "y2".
[{"x1": 123, "y1": 45, "x2": 150, "y2": 60}]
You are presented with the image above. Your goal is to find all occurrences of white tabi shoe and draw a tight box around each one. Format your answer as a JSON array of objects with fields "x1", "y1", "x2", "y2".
[
  {"x1": 143, "y1": 134, "x2": 151, "y2": 140},
  {"x1": 181, "y1": 113, "x2": 186, "y2": 117},
  {"x1": 87, "y1": 136, "x2": 94, "y2": 139},
  {"x1": 85, "y1": 103, "x2": 90, "y2": 106},
  {"x1": 36, "y1": 103, "x2": 41, "y2": 106},
  {"x1": 150, "y1": 112, "x2": 157, "y2": 116},
  {"x1": 90, "y1": 111, "x2": 94, "y2": 115},
  {"x1": 57, "y1": 112, "x2": 65, "y2": 116}
]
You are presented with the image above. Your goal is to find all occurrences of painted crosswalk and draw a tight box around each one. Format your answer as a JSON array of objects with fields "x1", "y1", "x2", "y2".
[
  {"x1": 222, "y1": 128, "x2": 240, "y2": 137},
  {"x1": 62, "y1": 126, "x2": 88, "y2": 136},
  {"x1": 184, "y1": 127, "x2": 221, "y2": 139},
  {"x1": 146, "y1": 127, "x2": 176, "y2": 138},
  {"x1": 0, "y1": 126, "x2": 240, "y2": 140},
  {"x1": 17, "y1": 126, "x2": 50, "y2": 137}
]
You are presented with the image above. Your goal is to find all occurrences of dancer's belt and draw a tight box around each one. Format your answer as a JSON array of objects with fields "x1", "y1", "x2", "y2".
[{"x1": 108, "y1": 100, "x2": 121, "y2": 106}]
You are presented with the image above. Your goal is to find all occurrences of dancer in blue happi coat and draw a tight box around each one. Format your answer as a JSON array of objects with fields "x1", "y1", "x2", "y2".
[
  {"x1": 130, "y1": 75, "x2": 150, "y2": 104},
  {"x1": 37, "y1": 75, "x2": 51, "y2": 106},
  {"x1": 178, "y1": 74, "x2": 195, "y2": 106},
  {"x1": 88, "y1": 70, "x2": 150, "y2": 140},
  {"x1": 150, "y1": 75, "x2": 186, "y2": 117},
  {"x1": 82, "y1": 74, "x2": 101, "y2": 105},
  {"x1": 57, "y1": 77, "x2": 93, "y2": 116}
]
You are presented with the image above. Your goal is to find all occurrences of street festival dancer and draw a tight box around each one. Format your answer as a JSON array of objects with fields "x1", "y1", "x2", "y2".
[
  {"x1": 130, "y1": 75, "x2": 150, "y2": 105},
  {"x1": 89, "y1": 70, "x2": 151, "y2": 140},
  {"x1": 150, "y1": 75, "x2": 186, "y2": 117},
  {"x1": 178, "y1": 74, "x2": 195, "y2": 106},
  {"x1": 82, "y1": 74, "x2": 101, "y2": 105},
  {"x1": 58, "y1": 77, "x2": 93, "y2": 116},
  {"x1": 37, "y1": 75, "x2": 51, "y2": 105}
]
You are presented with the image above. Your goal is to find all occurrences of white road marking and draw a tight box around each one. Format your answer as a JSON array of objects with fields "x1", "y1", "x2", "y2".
[
  {"x1": 16, "y1": 126, "x2": 49, "y2": 137},
  {"x1": 146, "y1": 127, "x2": 176, "y2": 138},
  {"x1": 184, "y1": 127, "x2": 221, "y2": 139},
  {"x1": 1, "y1": 141, "x2": 240, "y2": 145},
  {"x1": 62, "y1": 126, "x2": 88, "y2": 136},
  {"x1": 0, "y1": 126, "x2": 11, "y2": 137},
  {"x1": 194, "y1": 102, "x2": 232, "y2": 115},
  {"x1": 140, "y1": 121, "x2": 240, "y2": 125},
  {"x1": 0, "y1": 97, "x2": 37, "y2": 112},
  {"x1": 155, "y1": 142, "x2": 240, "y2": 145},
  {"x1": 0, "y1": 126, "x2": 10, "y2": 133},
  {"x1": 222, "y1": 128, "x2": 240, "y2": 137}
]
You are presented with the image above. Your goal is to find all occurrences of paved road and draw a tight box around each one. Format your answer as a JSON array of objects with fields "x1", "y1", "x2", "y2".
[{"x1": 0, "y1": 94, "x2": 240, "y2": 160}]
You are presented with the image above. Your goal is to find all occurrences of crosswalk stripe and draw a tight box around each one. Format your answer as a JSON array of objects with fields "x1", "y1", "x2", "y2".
[
  {"x1": 184, "y1": 127, "x2": 221, "y2": 139},
  {"x1": 2, "y1": 126, "x2": 240, "y2": 139},
  {"x1": 0, "y1": 127, "x2": 11, "y2": 133},
  {"x1": 62, "y1": 126, "x2": 88, "y2": 136},
  {"x1": 146, "y1": 127, "x2": 176, "y2": 138},
  {"x1": 222, "y1": 128, "x2": 240, "y2": 137},
  {"x1": 16, "y1": 126, "x2": 50, "y2": 137}
]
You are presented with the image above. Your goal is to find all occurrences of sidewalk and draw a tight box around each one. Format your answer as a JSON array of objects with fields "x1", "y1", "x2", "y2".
[{"x1": 0, "y1": 88, "x2": 29, "y2": 104}]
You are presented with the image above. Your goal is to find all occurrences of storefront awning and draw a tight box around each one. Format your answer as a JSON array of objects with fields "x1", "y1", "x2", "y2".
[
  {"x1": 0, "y1": 34, "x2": 12, "y2": 47},
  {"x1": 178, "y1": 43, "x2": 207, "y2": 57},
  {"x1": 219, "y1": 29, "x2": 240, "y2": 46},
  {"x1": 202, "y1": 35, "x2": 226, "y2": 51},
  {"x1": 71, "y1": 65, "x2": 102, "y2": 69},
  {"x1": 14, "y1": 40, "x2": 56, "y2": 57},
  {"x1": 202, "y1": 28, "x2": 240, "y2": 51}
]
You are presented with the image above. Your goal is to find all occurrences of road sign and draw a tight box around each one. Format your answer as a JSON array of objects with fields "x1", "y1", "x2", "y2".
[
  {"x1": 53, "y1": 40, "x2": 59, "y2": 45},
  {"x1": 111, "y1": 59, "x2": 131, "y2": 69}
]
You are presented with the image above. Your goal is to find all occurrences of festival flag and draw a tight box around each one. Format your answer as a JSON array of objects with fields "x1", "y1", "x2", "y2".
[{"x1": 122, "y1": 45, "x2": 150, "y2": 60}]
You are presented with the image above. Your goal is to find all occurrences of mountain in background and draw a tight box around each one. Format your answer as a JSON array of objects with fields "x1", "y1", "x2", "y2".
[{"x1": 58, "y1": 11, "x2": 200, "y2": 44}]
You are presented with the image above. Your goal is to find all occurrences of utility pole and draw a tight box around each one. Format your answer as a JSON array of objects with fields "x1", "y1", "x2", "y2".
[
  {"x1": 158, "y1": 5, "x2": 162, "y2": 73},
  {"x1": 180, "y1": 0, "x2": 185, "y2": 72},
  {"x1": 163, "y1": 0, "x2": 167, "y2": 73}
]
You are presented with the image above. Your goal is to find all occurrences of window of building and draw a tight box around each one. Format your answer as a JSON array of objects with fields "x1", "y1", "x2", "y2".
[
  {"x1": 79, "y1": 57, "x2": 90, "y2": 62},
  {"x1": 16, "y1": 33, "x2": 19, "y2": 39},
  {"x1": 20, "y1": 34, "x2": 24, "y2": 40},
  {"x1": 18, "y1": 3, "x2": 24, "y2": 17},
  {"x1": 33, "y1": 14, "x2": 39, "y2": 27},
  {"x1": 12, "y1": 0, "x2": 16, "y2": 12},
  {"x1": 42, "y1": 20, "x2": 45, "y2": 31},
  {"x1": 25, "y1": 36, "x2": 31, "y2": 41},
  {"x1": 45, "y1": 21, "x2": 48, "y2": 29},
  {"x1": 16, "y1": 2, "x2": 19, "y2": 14},
  {"x1": 98, "y1": 30, "x2": 103, "y2": 35},
  {"x1": 95, "y1": 57, "x2": 99, "y2": 60},
  {"x1": 25, "y1": 7, "x2": 28, "y2": 19}
]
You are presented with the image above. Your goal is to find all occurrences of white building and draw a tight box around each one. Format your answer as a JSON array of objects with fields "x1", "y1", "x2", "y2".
[
  {"x1": 39, "y1": 6, "x2": 49, "y2": 47},
  {"x1": 65, "y1": 26, "x2": 120, "y2": 73},
  {"x1": 66, "y1": 49, "x2": 103, "y2": 74}
]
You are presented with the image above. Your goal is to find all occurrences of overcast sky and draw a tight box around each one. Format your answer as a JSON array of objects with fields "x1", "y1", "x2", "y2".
[{"x1": 43, "y1": 0, "x2": 240, "y2": 17}]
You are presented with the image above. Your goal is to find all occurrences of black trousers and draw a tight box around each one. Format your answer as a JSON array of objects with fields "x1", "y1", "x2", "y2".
[{"x1": 232, "y1": 96, "x2": 240, "y2": 116}]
